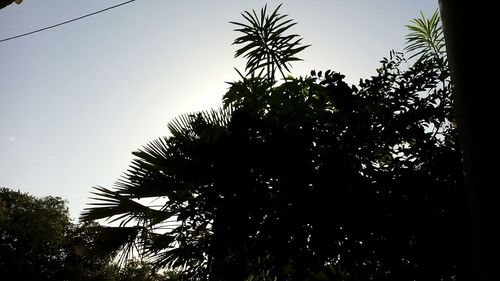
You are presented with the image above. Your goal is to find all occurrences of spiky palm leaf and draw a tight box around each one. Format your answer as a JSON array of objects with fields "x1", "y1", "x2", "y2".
[
  {"x1": 167, "y1": 107, "x2": 232, "y2": 137},
  {"x1": 231, "y1": 4, "x2": 309, "y2": 81},
  {"x1": 80, "y1": 107, "x2": 231, "y2": 271},
  {"x1": 404, "y1": 10, "x2": 446, "y2": 63},
  {"x1": 75, "y1": 225, "x2": 145, "y2": 265},
  {"x1": 81, "y1": 186, "x2": 171, "y2": 225}
]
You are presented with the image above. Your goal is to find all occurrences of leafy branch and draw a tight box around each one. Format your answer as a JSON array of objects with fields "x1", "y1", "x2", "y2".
[
  {"x1": 231, "y1": 4, "x2": 309, "y2": 82},
  {"x1": 404, "y1": 10, "x2": 446, "y2": 66}
]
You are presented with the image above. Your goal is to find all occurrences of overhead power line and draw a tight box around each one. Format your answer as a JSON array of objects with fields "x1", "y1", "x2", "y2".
[{"x1": 0, "y1": 0, "x2": 137, "y2": 43}]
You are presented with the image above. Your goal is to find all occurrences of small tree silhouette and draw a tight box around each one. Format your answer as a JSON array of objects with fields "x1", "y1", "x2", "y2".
[{"x1": 231, "y1": 4, "x2": 309, "y2": 82}]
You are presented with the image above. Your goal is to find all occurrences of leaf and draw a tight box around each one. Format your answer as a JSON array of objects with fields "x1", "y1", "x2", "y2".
[
  {"x1": 230, "y1": 4, "x2": 309, "y2": 81},
  {"x1": 81, "y1": 186, "x2": 172, "y2": 226},
  {"x1": 404, "y1": 10, "x2": 446, "y2": 64},
  {"x1": 76, "y1": 225, "x2": 144, "y2": 264}
]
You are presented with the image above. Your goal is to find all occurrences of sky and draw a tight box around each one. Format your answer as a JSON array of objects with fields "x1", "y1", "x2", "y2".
[{"x1": 0, "y1": 0, "x2": 439, "y2": 220}]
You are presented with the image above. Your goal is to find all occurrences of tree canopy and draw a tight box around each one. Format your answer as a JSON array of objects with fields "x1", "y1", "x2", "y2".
[
  {"x1": 0, "y1": 187, "x2": 72, "y2": 280},
  {"x1": 0, "y1": 187, "x2": 180, "y2": 281},
  {"x1": 80, "y1": 7, "x2": 463, "y2": 281}
]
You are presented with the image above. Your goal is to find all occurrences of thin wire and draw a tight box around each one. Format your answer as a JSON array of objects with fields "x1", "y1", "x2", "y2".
[{"x1": 0, "y1": 0, "x2": 136, "y2": 43}]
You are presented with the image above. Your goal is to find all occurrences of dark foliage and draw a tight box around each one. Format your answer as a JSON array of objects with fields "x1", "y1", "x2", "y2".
[
  {"x1": 0, "y1": 187, "x2": 177, "y2": 281},
  {"x1": 81, "y1": 7, "x2": 462, "y2": 281},
  {"x1": 0, "y1": 187, "x2": 72, "y2": 280},
  {"x1": 81, "y1": 55, "x2": 461, "y2": 280}
]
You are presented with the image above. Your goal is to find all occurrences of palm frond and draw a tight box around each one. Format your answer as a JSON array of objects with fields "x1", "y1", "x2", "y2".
[
  {"x1": 199, "y1": 107, "x2": 233, "y2": 128},
  {"x1": 404, "y1": 10, "x2": 446, "y2": 63},
  {"x1": 168, "y1": 113, "x2": 196, "y2": 138},
  {"x1": 82, "y1": 106, "x2": 232, "y2": 225},
  {"x1": 145, "y1": 232, "x2": 177, "y2": 254},
  {"x1": 80, "y1": 186, "x2": 172, "y2": 226},
  {"x1": 75, "y1": 225, "x2": 145, "y2": 265},
  {"x1": 167, "y1": 107, "x2": 232, "y2": 136},
  {"x1": 231, "y1": 4, "x2": 309, "y2": 81}
]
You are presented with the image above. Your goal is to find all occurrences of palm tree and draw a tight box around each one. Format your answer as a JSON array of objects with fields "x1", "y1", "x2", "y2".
[
  {"x1": 80, "y1": 108, "x2": 232, "y2": 279},
  {"x1": 80, "y1": 5, "x2": 311, "y2": 280}
]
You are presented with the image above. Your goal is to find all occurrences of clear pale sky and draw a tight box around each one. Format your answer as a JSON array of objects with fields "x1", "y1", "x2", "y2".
[{"x1": 0, "y1": 0, "x2": 438, "y2": 220}]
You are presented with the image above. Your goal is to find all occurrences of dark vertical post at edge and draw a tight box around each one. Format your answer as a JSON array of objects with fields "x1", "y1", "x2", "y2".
[{"x1": 438, "y1": 1, "x2": 498, "y2": 280}]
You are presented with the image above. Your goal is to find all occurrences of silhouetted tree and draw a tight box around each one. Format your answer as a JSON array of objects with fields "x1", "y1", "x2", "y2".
[
  {"x1": 230, "y1": 4, "x2": 309, "y2": 82},
  {"x1": 81, "y1": 7, "x2": 461, "y2": 281},
  {"x1": 0, "y1": 187, "x2": 112, "y2": 280},
  {"x1": 0, "y1": 187, "x2": 74, "y2": 280},
  {"x1": 0, "y1": 187, "x2": 175, "y2": 281}
]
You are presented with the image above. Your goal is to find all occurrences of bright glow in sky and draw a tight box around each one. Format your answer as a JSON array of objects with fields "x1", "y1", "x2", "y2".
[{"x1": 0, "y1": 0, "x2": 438, "y2": 220}]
